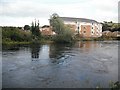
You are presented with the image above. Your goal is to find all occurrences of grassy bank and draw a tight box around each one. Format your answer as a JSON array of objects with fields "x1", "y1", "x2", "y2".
[
  {"x1": 2, "y1": 37, "x2": 119, "y2": 46},
  {"x1": 74, "y1": 35, "x2": 119, "y2": 41},
  {"x1": 2, "y1": 41, "x2": 31, "y2": 45},
  {"x1": 2, "y1": 39, "x2": 54, "y2": 45}
]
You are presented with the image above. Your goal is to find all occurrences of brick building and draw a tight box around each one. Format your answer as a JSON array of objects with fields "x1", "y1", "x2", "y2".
[
  {"x1": 59, "y1": 17, "x2": 102, "y2": 38},
  {"x1": 40, "y1": 25, "x2": 56, "y2": 36}
]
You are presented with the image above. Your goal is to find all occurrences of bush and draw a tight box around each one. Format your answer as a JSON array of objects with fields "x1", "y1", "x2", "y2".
[
  {"x1": 2, "y1": 27, "x2": 32, "y2": 42},
  {"x1": 53, "y1": 28, "x2": 74, "y2": 43}
]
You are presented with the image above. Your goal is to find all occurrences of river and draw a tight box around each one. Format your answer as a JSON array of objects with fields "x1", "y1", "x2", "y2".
[{"x1": 2, "y1": 41, "x2": 118, "y2": 88}]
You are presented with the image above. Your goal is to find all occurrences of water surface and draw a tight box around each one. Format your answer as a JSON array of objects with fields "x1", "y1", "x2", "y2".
[{"x1": 2, "y1": 41, "x2": 118, "y2": 88}]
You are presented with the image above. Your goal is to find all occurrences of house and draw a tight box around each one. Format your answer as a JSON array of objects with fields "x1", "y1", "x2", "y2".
[
  {"x1": 102, "y1": 31, "x2": 120, "y2": 37},
  {"x1": 112, "y1": 31, "x2": 120, "y2": 37},
  {"x1": 40, "y1": 25, "x2": 56, "y2": 36},
  {"x1": 102, "y1": 31, "x2": 112, "y2": 37},
  {"x1": 58, "y1": 17, "x2": 102, "y2": 38}
]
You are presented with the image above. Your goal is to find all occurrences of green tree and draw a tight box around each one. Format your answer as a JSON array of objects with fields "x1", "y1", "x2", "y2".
[
  {"x1": 31, "y1": 20, "x2": 41, "y2": 39},
  {"x1": 50, "y1": 13, "x2": 74, "y2": 43},
  {"x1": 2, "y1": 26, "x2": 31, "y2": 42},
  {"x1": 50, "y1": 13, "x2": 65, "y2": 35},
  {"x1": 102, "y1": 21, "x2": 120, "y2": 32}
]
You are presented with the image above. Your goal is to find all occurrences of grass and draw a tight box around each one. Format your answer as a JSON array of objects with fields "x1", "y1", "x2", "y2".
[
  {"x1": 2, "y1": 41, "x2": 31, "y2": 45},
  {"x1": 74, "y1": 37, "x2": 119, "y2": 41},
  {"x1": 2, "y1": 39, "x2": 54, "y2": 46},
  {"x1": 2, "y1": 35, "x2": 119, "y2": 46}
]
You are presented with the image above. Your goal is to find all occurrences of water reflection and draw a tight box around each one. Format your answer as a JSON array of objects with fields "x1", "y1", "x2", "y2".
[
  {"x1": 49, "y1": 42, "x2": 99, "y2": 64},
  {"x1": 30, "y1": 44, "x2": 41, "y2": 59},
  {"x1": 49, "y1": 44, "x2": 73, "y2": 64},
  {"x1": 2, "y1": 41, "x2": 118, "y2": 88},
  {"x1": 2, "y1": 44, "x2": 20, "y2": 51},
  {"x1": 74, "y1": 41, "x2": 98, "y2": 52}
]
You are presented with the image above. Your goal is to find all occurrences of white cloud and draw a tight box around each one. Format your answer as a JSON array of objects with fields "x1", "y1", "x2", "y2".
[{"x1": 0, "y1": 0, "x2": 119, "y2": 26}]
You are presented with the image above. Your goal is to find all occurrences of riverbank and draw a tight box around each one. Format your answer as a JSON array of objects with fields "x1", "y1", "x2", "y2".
[
  {"x1": 74, "y1": 37, "x2": 119, "y2": 42},
  {"x1": 2, "y1": 37, "x2": 119, "y2": 46},
  {"x1": 2, "y1": 41, "x2": 31, "y2": 45},
  {"x1": 2, "y1": 40, "x2": 54, "y2": 46}
]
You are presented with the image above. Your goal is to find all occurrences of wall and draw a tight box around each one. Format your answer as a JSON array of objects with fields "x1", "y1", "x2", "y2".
[
  {"x1": 64, "y1": 21, "x2": 102, "y2": 38},
  {"x1": 81, "y1": 25, "x2": 91, "y2": 37},
  {"x1": 41, "y1": 27, "x2": 55, "y2": 36}
]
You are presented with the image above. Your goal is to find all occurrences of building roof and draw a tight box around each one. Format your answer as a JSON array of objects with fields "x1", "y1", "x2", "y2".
[
  {"x1": 41, "y1": 25, "x2": 50, "y2": 28},
  {"x1": 59, "y1": 17, "x2": 99, "y2": 23}
]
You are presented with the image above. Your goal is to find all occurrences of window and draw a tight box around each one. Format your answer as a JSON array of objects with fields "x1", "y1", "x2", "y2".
[
  {"x1": 92, "y1": 23, "x2": 93, "y2": 25},
  {"x1": 92, "y1": 27, "x2": 93, "y2": 29}
]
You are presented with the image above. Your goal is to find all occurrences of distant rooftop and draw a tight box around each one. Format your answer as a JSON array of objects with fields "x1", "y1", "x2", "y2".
[
  {"x1": 59, "y1": 17, "x2": 99, "y2": 23},
  {"x1": 41, "y1": 25, "x2": 50, "y2": 28}
]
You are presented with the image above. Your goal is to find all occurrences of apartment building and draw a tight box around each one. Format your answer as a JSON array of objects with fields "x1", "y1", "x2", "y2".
[{"x1": 59, "y1": 17, "x2": 102, "y2": 37}]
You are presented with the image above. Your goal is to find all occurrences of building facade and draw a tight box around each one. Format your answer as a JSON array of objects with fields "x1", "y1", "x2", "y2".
[
  {"x1": 59, "y1": 17, "x2": 102, "y2": 38},
  {"x1": 40, "y1": 25, "x2": 56, "y2": 36}
]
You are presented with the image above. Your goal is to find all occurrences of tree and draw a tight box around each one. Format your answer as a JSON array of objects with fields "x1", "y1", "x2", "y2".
[
  {"x1": 50, "y1": 13, "x2": 65, "y2": 35},
  {"x1": 102, "y1": 21, "x2": 120, "y2": 32},
  {"x1": 50, "y1": 13, "x2": 74, "y2": 43},
  {"x1": 31, "y1": 20, "x2": 41, "y2": 39},
  {"x1": 2, "y1": 26, "x2": 32, "y2": 42},
  {"x1": 24, "y1": 25, "x2": 30, "y2": 30}
]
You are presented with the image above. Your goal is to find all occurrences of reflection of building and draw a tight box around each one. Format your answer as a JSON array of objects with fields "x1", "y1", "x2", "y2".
[
  {"x1": 74, "y1": 41, "x2": 98, "y2": 52},
  {"x1": 58, "y1": 17, "x2": 102, "y2": 38},
  {"x1": 40, "y1": 25, "x2": 56, "y2": 36},
  {"x1": 84, "y1": 41, "x2": 92, "y2": 49}
]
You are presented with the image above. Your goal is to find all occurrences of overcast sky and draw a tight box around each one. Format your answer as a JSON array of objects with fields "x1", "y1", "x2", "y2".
[{"x1": 0, "y1": 0, "x2": 119, "y2": 27}]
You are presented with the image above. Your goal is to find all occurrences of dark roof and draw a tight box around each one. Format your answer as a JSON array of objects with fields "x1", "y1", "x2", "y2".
[
  {"x1": 41, "y1": 25, "x2": 50, "y2": 28},
  {"x1": 59, "y1": 17, "x2": 99, "y2": 23}
]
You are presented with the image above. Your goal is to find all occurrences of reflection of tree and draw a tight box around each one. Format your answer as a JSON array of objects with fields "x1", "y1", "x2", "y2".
[
  {"x1": 49, "y1": 44, "x2": 73, "y2": 63},
  {"x1": 30, "y1": 44, "x2": 41, "y2": 59},
  {"x1": 49, "y1": 44, "x2": 65, "y2": 59},
  {"x1": 3, "y1": 44, "x2": 20, "y2": 50}
]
